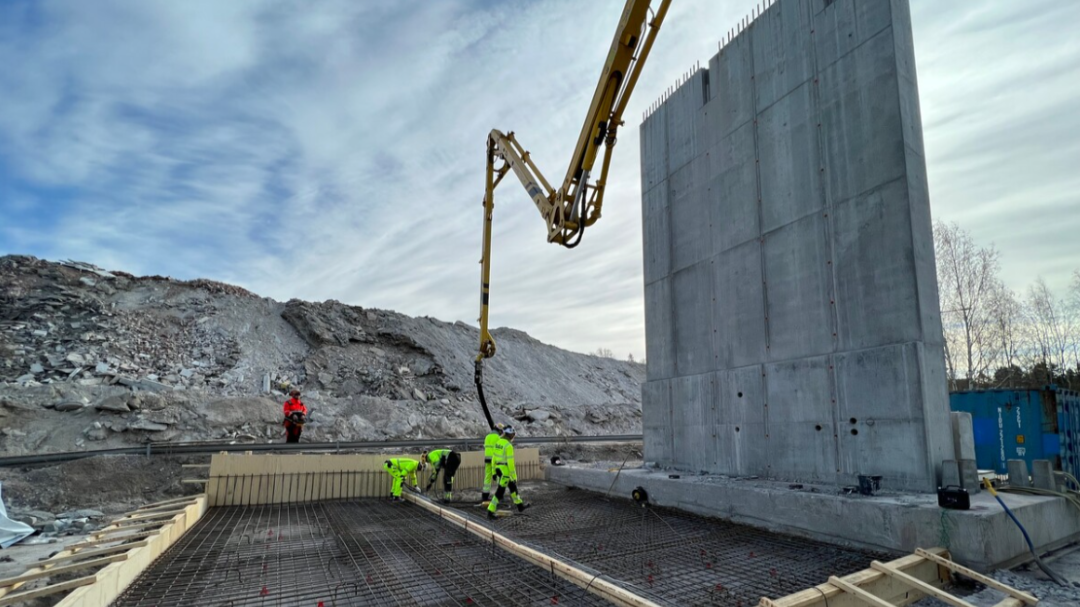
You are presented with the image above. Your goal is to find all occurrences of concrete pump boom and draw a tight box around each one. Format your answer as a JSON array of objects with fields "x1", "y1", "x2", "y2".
[{"x1": 474, "y1": 0, "x2": 672, "y2": 428}]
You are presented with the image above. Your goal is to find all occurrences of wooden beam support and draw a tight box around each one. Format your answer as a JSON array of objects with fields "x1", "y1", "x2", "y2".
[
  {"x1": 68, "y1": 532, "x2": 157, "y2": 550},
  {"x1": 118, "y1": 509, "x2": 187, "y2": 523},
  {"x1": 914, "y1": 549, "x2": 1037, "y2": 605},
  {"x1": 126, "y1": 500, "x2": 198, "y2": 516},
  {"x1": 133, "y1": 494, "x2": 203, "y2": 510},
  {"x1": 0, "y1": 554, "x2": 128, "y2": 588},
  {"x1": 870, "y1": 561, "x2": 975, "y2": 607},
  {"x1": 762, "y1": 548, "x2": 949, "y2": 607},
  {"x1": 404, "y1": 493, "x2": 662, "y2": 607},
  {"x1": 41, "y1": 541, "x2": 149, "y2": 565},
  {"x1": 92, "y1": 520, "x2": 173, "y2": 536},
  {"x1": 827, "y1": 575, "x2": 896, "y2": 607},
  {"x1": 0, "y1": 576, "x2": 97, "y2": 607},
  {"x1": 0, "y1": 496, "x2": 206, "y2": 606},
  {"x1": 55, "y1": 495, "x2": 207, "y2": 607}
]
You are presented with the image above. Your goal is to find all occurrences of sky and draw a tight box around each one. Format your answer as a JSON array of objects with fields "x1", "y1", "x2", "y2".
[{"x1": 1, "y1": 0, "x2": 1077, "y2": 361}]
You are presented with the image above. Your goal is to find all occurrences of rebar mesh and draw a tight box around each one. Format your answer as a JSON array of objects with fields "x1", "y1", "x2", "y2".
[
  {"x1": 457, "y1": 487, "x2": 896, "y2": 606},
  {"x1": 111, "y1": 499, "x2": 610, "y2": 607}
]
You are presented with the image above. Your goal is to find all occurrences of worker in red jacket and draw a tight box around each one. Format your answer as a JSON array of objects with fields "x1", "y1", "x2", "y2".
[{"x1": 282, "y1": 389, "x2": 307, "y2": 443}]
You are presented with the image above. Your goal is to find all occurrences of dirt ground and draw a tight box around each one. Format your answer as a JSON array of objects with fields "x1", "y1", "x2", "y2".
[{"x1": 0, "y1": 455, "x2": 204, "y2": 515}]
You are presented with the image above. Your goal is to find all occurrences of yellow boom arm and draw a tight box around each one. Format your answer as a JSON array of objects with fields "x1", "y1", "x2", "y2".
[{"x1": 474, "y1": 0, "x2": 671, "y2": 427}]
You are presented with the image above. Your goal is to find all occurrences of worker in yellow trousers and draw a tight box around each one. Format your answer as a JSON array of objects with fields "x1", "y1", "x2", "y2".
[
  {"x1": 383, "y1": 457, "x2": 424, "y2": 501},
  {"x1": 481, "y1": 423, "x2": 505, "y2": 502},
  {"x1": 487, "y1": 425, "x2": 530, "y2": 519}
]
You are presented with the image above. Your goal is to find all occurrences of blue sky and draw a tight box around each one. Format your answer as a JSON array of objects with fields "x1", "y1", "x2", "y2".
[{"x1": 1, "y1": 0, "x2": 1078, "y2": 360}]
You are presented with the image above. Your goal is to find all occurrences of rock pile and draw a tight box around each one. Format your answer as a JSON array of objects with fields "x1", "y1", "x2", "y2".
[
  {"x1": 0, "y1": 256, "x2": 244, "y2": 392},
  {"x1": 0, "y1": 255, "x2": 645, "y2": 454}
]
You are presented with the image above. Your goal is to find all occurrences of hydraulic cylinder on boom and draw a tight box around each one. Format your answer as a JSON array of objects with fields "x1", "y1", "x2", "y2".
[{"x1": 473, "y1": 0, "x2": 672, "y2": 428}]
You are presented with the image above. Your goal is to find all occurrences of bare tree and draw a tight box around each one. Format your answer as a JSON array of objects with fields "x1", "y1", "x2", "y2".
[
  {"x1": 593, "y1": 347, "x2": 614, "y2": 359},
  {"x1": 1070, "y1": 270, "x2": 1080, "y2": 372},
  {"x1": 934, "y1": 221, "x2": 1002, "y2": 388},
  {"x1": 985, "y1": 283, "x2": 1026, "y2": 386},
  {"x1": 1025, "y1": 277, "x2": 1077, "y2": 384},
  {"x1": 989, "y1": 282, "x2": 1019, "y2": 369},
  {"x1": 627, "y1": 353, "x2": 636, "y2": 363}
]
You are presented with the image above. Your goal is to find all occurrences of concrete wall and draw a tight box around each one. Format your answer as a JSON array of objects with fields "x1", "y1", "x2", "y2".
[{"x1": 640, "y1": 0, "x2": 951, "y2": 491}]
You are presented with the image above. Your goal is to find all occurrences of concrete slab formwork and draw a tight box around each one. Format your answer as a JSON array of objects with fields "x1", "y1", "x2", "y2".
[{"x1": 640, "y1": 0, "x2": 950, "y2": 491}]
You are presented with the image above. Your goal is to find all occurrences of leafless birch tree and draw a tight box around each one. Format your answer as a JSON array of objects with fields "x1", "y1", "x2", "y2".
[{"x1": 934, "y1": 221, "x2": 1001, "y2": 388}]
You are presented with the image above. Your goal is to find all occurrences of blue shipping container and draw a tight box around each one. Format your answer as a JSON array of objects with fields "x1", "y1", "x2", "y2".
[
  {"x1": 1060, "y1": 388, "x2": 1080, "y2": 480},
  {"x1": 949, "y1": 387, "x2": 1065, "y2": 475}
]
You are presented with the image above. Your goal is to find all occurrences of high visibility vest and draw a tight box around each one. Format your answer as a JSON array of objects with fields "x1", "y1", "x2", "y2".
[
  {"x1": 386, "y1": 458, "x2": 419, "y2": 478},
  {"x1": 283, "y1": 398, "x2": 307, "y2": 416},
  {"x1": 491, "y1": 438, "x2": 517, "y2": 481},
  {"x1": 483, "y1": 432, "x2": 501, "y2": 458},
  {"x1": 427, "y1": 449, "x2": 451, "y2": 467}
]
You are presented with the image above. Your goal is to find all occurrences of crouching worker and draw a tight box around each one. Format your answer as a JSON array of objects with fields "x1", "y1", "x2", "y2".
[
  {"x1": 282, "y1": 389, "x2": 307, "y2": 443},
  {"x1": 487, "y1": 425, "x2": 530, "y2": 519},
  {"x1": 425, "y1": 448, "x2": 462, "y2": 503},
  {"x1": 383, "y1": 457, "x2": 424, "y2": 502}
]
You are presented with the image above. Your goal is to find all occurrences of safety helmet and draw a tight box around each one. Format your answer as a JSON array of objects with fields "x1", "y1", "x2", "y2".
[
  {"x1": 502, "y1": 425, "x2": 516, "y2": 437},
  {"x1": 494, "y1": 422, "x2": 506, "y2": 432}
]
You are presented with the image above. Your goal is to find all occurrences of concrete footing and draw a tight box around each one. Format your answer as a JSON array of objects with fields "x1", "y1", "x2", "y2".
[{"x1": 548, "y1": 464, "x2": 1080, "y2": 571}]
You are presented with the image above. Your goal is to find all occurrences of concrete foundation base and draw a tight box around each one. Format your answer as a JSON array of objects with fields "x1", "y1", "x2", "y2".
[{"x1": 547, "y1": 464, "x2": 1080, "y2": 571}]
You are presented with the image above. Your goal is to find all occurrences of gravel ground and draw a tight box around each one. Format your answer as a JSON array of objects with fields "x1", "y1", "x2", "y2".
[{"x1": 911, "y1": 544, "x2": 1080, "y2": 607}]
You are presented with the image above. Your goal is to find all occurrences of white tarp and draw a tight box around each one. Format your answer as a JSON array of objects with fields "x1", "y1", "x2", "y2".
[{"x1": 0, "y1": 482, "x2": 34, "y2": 549}]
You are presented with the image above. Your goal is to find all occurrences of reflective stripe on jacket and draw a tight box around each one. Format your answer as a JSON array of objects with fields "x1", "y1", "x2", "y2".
[{"x1": 492, "y1": 438, "x2": 517, "y2": 481}]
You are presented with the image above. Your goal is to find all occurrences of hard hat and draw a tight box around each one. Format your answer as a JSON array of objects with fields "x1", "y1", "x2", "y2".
[
  {"x1": 502, "y1": 425, "x2": 516, "y2": 437},
  {"x1": 495, "y1": 422, "x2": 506, "y2": 432}
]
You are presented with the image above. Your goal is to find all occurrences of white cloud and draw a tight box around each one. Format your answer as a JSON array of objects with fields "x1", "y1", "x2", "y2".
[{"x1": 0, "y1": 0, "x2": 1077, "y2": 362}]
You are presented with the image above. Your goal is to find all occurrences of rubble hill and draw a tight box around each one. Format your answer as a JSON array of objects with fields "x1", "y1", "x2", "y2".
[{"x1": 0, "y1": 255, "x2": 644, "y2": 455}]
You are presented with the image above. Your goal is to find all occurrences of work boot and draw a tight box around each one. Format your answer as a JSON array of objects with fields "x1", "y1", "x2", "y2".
[
  {"x1": 517, "y1": 502, "x2": 531, "y2": 513},
  {"x1": 487, "y1": 510, "x2": 498, "y2": 521},
  {"x1": 392, "y1": 496, "x2": 402, "y2": 502},
  {"x1": 481, "y1": 492, "x2": 489, "y2": 502},
  {"x1": 441, "y1": 498, "x2": 451, "y2": 504}
]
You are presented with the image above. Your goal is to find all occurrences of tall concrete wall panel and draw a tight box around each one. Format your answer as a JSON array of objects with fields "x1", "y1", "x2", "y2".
[{"x1": 640, "y1": 0, "x2": 950, "y2": 491}]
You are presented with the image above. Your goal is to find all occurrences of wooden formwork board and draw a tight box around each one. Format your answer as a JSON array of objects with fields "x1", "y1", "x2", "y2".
[
  {"x1": 204, "y1": 449, "x2": 542, "y2": 506},
  {"x1": 758, "y1": 546, "x2": 1038, "y2": 607},
  {"x1": 758, "y1": 548, "x2": 949, "y2": 607},
  {"x1": 0, "y1": 496, "x2": 207, "y2": 607}
]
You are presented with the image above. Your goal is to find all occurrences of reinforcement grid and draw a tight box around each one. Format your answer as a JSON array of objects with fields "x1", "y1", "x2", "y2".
[
  {"x1": 458, "y1": 487, "x2": 897, "y2": 606},
  {"x1": 110, "y1": 500, "x2": 609, "y2": 607}
]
